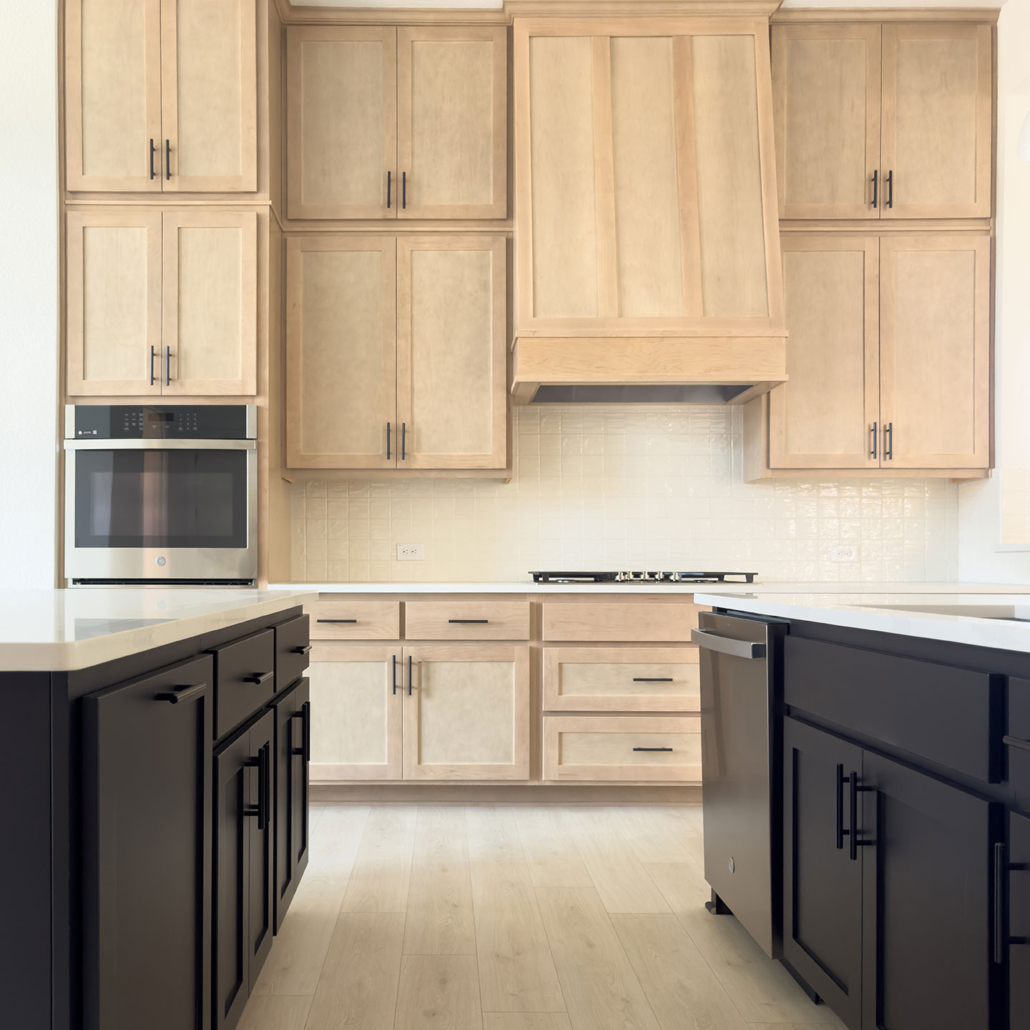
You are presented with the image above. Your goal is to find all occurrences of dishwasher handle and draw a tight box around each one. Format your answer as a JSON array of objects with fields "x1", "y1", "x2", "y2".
[{"x1": 691, "y1": 628, "x2": 766, "y2": 660}]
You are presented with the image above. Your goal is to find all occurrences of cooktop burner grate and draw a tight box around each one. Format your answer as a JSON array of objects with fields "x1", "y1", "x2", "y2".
[{"x1": 530, "y1": 571, "x2": 757, "y2": 584}]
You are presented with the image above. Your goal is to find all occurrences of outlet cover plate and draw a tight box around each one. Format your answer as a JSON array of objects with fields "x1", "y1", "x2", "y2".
[
  {"x1": 397, "y1": 543, "x2": 424, "y2": 561},
  {"x1": 830, "y1": 545, "x2": 858, "y2": 563}
]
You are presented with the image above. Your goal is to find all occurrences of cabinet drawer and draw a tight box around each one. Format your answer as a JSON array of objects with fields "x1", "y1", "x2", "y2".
[
  {"x1": 543, "y1": 715, "x2": 701, "y2": 782},
  {"x1": 307, "y1": 599, "x2": 400, "y2": 639},
  {"x1": 404, "y1": 601, "x2": 530, "y2": 640},
  {"x1": 543, "y1": 647, "x2": 700, "y2": 713},
  {"x1": 274, "y1": 613, "x2": 310, "y2": 691},
  {"x1": 1008, "y1": 677, "x2": 1030, "y2": 804},
  {"x1": 210, "y1": 629, "x2": 276, "y2": 741},
  {"x1": 785, "y1": 636, "x2": 1003, "y2": 783},
  {"x1": 542, "y1": 601, "x2": 702, "y2": 642}
]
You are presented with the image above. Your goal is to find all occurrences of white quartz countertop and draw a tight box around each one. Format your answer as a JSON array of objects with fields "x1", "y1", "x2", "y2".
[
  {"x1": 694, "y1": 589, "x2": 1030, "y2": 652},
  {"x1": 0, "y1": 589, "x2": 317, "y2": 672}
]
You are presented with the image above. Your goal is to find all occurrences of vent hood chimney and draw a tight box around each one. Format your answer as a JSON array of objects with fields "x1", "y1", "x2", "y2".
[{"x1": 511, "y1": 14, "x2": 787, "y2": 404}]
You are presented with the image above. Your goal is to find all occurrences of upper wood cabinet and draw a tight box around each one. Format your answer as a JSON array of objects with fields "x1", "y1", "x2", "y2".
[
  {"x1": 67, "y1": 207, "x2": 258, "y2": 397},
  {"x1": 65, "y1": 0, "x2": 257, "y2": 193},
  {"x1": 513, "y1": 18, "x2": 783, "y2": 336},
  {"x1": 756, "y1": 231, "x2": 990, "y2": 475},
  {"x1": 772, "y1": 20, "x2": 993, "y2": 219},
  {"x1": 286, "y1": 234, "x2": 507, "y2": 470},
  {"x1": 287, "y1": 25, "x2": 507, "y2": 220}
]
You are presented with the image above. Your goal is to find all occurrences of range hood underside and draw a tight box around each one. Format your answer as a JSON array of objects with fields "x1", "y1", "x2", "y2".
[{"x1": 511, "y1": 336, "x2": 788, "y2": 405}]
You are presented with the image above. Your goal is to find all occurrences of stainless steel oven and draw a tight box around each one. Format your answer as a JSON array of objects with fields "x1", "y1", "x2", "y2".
[{"x1": 64, "y1": 405, "x2": 258, "y2": 585}]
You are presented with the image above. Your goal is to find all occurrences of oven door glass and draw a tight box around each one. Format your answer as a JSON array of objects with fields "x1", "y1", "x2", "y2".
[{"x1": 74, "y1": 449, "x2": 248, "y2": 549}]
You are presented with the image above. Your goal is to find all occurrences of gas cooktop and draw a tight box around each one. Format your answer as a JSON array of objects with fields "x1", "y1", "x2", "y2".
[{"x1": 530, "y1": 571, "x2": 757, "y2": 585}]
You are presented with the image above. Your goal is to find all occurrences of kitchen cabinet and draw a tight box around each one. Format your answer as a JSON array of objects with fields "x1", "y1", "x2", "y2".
[
  {"x1": 65, "y1": 0, "x2": 257, "y2": 193},
  {"x1": 286, "y1": 234, "x2": 507, "y2": 471},
  {"x1": 287, "y1": 25, "x2": 506, "y2": 220},
  {"x1": 82, "y1": 656, "x2": 213, "y2": 1030},
  {"x1": 403, "y1": 645, "x2": 530, "y2": 780},
  {"x1": 308, "y1": 644, "x2": 403, "y2": 780},
  {"x1": 1011, "y1": 811, "x2": 1030, "y2": 1029},
  {"x1": 214, "y1": 709, "x2": 274, "y2": 1030},
  {"x1": 753, "y1": 231, "x2": 991, "y2": 476},
  {"x1": 271, "y1": 677, "x2": 310, "y2": 933},
  {"x1": 66, "y1": 208, "x2": 259, "y2": 397},
  {"x1": 772, "y1": 20, "x2": 993, "y2": 219},
  {"x1": 514, "y1": 17, "x2": 782, "y2": 336}
]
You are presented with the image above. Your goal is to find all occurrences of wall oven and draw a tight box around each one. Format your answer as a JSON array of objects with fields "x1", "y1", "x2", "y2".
[{"x1": 64, "y1": 405, "x2": 258, "y2": 585}]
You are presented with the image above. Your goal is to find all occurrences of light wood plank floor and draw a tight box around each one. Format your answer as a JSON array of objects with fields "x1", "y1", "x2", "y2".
[{"x1": 242, "y1": 805, "x2": 846, "y2": 1030}]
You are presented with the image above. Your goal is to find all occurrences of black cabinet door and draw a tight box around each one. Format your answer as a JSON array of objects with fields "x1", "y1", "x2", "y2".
[
  {"x1": 1011, "y1": 810, "x2": 1030, "y2": 1030},
  {"x1": 783, "y1": 717, "x2": 864, "y2": 1030},
  {"x1": 213, "y1": 709, "x2": 274, "y2": 1030},
  {"x1": 272, "y1": 678, "x2": 310, "y2": 933},
  {"x1": 83, "y1": 655, "x2": 213, "y2": 1030},
  {"x1": 861, "y1": 751, "x2": 1002, "y2": 1030}
]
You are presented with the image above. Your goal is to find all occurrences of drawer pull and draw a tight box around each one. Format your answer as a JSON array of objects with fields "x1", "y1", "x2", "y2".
[
  {"x1": 1004, "y1": 734, "x2": 1030, "y2": 753},
  {"x1": 243, "y1": 671, "x2": 273, "y2": 686},
  {"x1": 633, "y1": 746, "x2": 673, "y2": 752},
  {"x1": 632, "y1": 677, "x2": 673, "y2": 682},
  {"x1": 291, "y1": 644, "x2": 312, "y2": 655},
  {"x1": 318, "y1": 618, "x2": 357, "y2": 624},
  {"x1": 155, "y1": 683, "x2": 206, "y2": 705},
  {"x1": 449, "y1": 619, "x2": 489, "y2": 624}
]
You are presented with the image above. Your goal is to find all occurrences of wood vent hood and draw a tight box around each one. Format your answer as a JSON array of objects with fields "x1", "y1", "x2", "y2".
[{"x1": 511, "y1": 15, "x2": 787, "y2": 405}]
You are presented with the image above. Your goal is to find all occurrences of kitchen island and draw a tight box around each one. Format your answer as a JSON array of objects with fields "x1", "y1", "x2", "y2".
[
  {"x1": 0, "y1": 588, "x2": 314, "y2": 1030},
  {"x1": 693, "y1": 589, "x2": 1030, "y2": 1030}
]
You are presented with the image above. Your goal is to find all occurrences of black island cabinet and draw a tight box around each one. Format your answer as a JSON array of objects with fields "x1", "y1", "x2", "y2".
[{"x1": 1, "y1": 605, "x2": 311, "y2": 1030}]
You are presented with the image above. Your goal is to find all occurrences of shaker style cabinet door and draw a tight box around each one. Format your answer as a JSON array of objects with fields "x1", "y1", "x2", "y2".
[
  {"x1": 1011, "y1": 811, "x2": 1030, "y2": 1030},
  {"x1": 396, "y1": 236, "x2": 507, "y2": 469},
  {"x1": 782, "y1": 717, "x2": 864, "y2": 1030},
  {"x1": 65, "y1": 0, "x2": 163, "y2": 192},
  {"x1": 161, "y1": 210, "x2": 258, "y2": 396},
  {"x1": 160, "y1": 0, "x2": 258, "y2": 192},
  {"x1": 307, "y1": 644, "x2": 403, "y2": 781},
  {"x1": 771, "y1": 24, "x2": 882, "y2": 219},
  {"x1": 396, "y1": 26, "x2": 507, "y2": 219},
  {"x1": 878, "y1": 234, "x2": 991, "y2": 469},
  {"x1": 880, "y1": 23, "x2": 993, "y2": 219},
  {"x1": 287, "y1": 26, "x2": 397, "y2": 219},
  {"x1": 403, "y1": 646, "x2": 530, "y2": 781},
  {"x1": 285, "y1": 236, "x2": 398, "y2": 468},
  {"x1": 82, "y1": 656, "x2": 213, "y2": 1030},
  {"x1": 770, "y1": 235, "x2": 880, "y2": 469},
  {"x1": 66, "y1": 209, "x2": 164, "y2": 396}
]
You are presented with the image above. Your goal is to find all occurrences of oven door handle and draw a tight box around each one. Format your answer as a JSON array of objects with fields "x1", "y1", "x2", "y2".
[
  {"x1": 64, "y1": 438, "x2": 257, "y2": 450},
  {"x1": 691, "y1": 629, "x2": 766, "y2": 660}
]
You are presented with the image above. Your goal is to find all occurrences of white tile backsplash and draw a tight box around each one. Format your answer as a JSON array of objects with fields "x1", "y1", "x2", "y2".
[{"x1": 291, "y1": 405, "x2": 960, "y2": 583}]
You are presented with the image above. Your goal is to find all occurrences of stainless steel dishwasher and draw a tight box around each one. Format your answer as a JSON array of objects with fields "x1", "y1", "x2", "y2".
[{"x1": 692, "y1": 610, "x2": 787, "y2": 959}]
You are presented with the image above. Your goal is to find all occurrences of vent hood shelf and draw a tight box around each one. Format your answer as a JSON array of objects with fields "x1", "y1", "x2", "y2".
[{"x1": 513, "y1": 17, "x2": 786, "y2": 404}]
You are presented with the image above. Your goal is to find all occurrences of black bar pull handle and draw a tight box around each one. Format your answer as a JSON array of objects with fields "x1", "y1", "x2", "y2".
[
  {"x1": 849, "y1": 771, "x2": 875, "y2": 861},
  {"x1": 633, "y1": 677, "x2": 674, "y2": 682},
  {"x1": 317, "y1": 618, "x2": 356, "y2": 624},
  {"x1": 387, "y1": 421, "x2": 392, "y2": 460},
  {"x1": 886, "y1": 169, "x2": 893, "y2": 209},
  {"x1": 870, "y1": 422, "x2": 878, "y2": 459},
  {"x1": 1004, "y1": 734, "x2": 1030, "y2": 753},
  {"x1": 401, "y1": 422, "x2": 406, "y2": 461},
  {"x1": 164, "y1": 345, "x2": 171, "y2": 385},
  {"x1": 633, "y1": 746, "x2": 673, "y2": 752},
  {"x1": 449, "y1": 619, "x2": 489, "y2": 624},
  {"x1": 155, "y1": 683, "x2": 206, "y2": 704},
  {"x1": 244, "y1": 745, "x2": 270, "y2": 829},
  {"x1": 392, "y1": 654, "x2": 398, "y2": 696},
  {"x1": 165, "y1": 139, "x2": 171, "y2": 180},
  {"x1": 387, "y1": 170, "x2": 392, "y2": 209},
  {"x1": 994, "y1": 842, "x2": 1006, "y2": 965},
  {"x1": 885, "y1": 422, "x2": 893, "y2": 460},
  {"x1": 402, "y1": 171, "x2": 407, "y2": 209},
  {"x1": 243, "y1": 670, "x2": 274, "y2": 686},
  {"x1": 302, "y1": 701, "x2": 311, "y2": 763},
  {"x1": 149, "y1": 138, "x2": 157, "y2": 180},
  {"x1": 408, "y1": 654, "x2": 413, "y2": 696},
  {"x1": 292, "y1": 644, "x2": 312, "y2": 655},
  {"x1": 871, "y1": 169, "x2": 878, "y2": 208},
  {"x1": 149, "y1": 345, "x2": 157, "y2": 386},
  {"x1": 836, "y1": 764, "x2": 848, "y2": 850}
]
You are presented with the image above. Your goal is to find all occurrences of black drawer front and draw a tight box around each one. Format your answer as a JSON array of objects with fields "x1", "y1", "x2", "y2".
[
  {"x1": 1008, "y1": 678, "x2": 1030, "y2": 803},
  {"x1": 211, "y1": 629, "x2": 276, "y2": 741},
  {"x1": 785, "y1": 636, "x2": 1002, "y2": 783},
  {"x1": 275, "y1": 614, "x2": 310, "y2": 693}
]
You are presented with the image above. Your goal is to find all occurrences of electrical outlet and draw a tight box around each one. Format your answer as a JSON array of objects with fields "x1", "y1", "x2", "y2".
[
  {"x1": 397, "y1": 543, "x2": 424, "y2": 561},
  {"x1": 830, "y1": 545, "x2": 858, "y2": 563}
]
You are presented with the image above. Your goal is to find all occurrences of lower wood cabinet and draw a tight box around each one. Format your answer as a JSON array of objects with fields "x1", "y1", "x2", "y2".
[
  {"x1": 784, "y1": 716, "x2": 1003, "y2": 1030},
  {"x1": 83, "y1": 655, "x2": 214, "y2": 1030},
  {"x1": 271, "y1": 678, "x2": 311, "y2": 934},
  {"x1": 214, "y1": 709, "x2": 274, "y2": 1030}
]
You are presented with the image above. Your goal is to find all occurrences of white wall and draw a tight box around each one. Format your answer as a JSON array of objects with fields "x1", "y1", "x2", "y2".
[
  {"x1": 0, "y1": 2, "x2": 59, "y2": 588},
  {"x1": 958, "y1": 0, "x2": 1030, "y2": 581}
]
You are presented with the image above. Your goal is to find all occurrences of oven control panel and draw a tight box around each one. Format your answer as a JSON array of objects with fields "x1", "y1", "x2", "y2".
[{"x1": 67, "y1": 406, "x2": 254, "y2": 440}]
